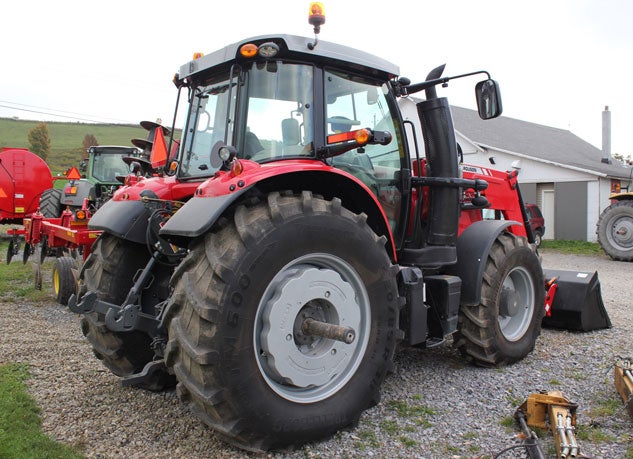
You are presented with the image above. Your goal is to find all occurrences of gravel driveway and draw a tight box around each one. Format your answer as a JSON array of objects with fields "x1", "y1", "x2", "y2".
[{"x1": 1, "y1": 250, "x2": 631, "y2": 458}]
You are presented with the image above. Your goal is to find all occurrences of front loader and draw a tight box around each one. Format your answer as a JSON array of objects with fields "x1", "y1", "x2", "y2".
[{"x1": 69, "y1": 3, "x2": 607, "y2": 451}]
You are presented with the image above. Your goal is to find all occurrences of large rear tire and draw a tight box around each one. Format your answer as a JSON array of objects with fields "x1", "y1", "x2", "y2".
[
  {"x1": 597, "y1": 200, "x2": 633, "y2": 261},
  {"x1": 80, "y1": 234, "x2": 174, "y2": 391},
  {"x1": 454, "y1": 233, "x2": 544, "y2": 367},
  {"x1": 40, "y1": 188, "x2": 62, "y2": 218},
  {"x1": 164, "y1": 191, "x2": 400, "y2": 451}
]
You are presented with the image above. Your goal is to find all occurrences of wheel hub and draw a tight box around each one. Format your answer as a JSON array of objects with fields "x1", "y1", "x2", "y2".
[
  {"x1": 497, "y1": 266, "x2": 535, "y2": 341},
  {"x1": 500, "y1": 286, "x2": 520, "y2": 317},
  {"x1": 260, "y1": 266, "x2": 361, "y2": 389},
  {"x1": 612, "y1": 217, "x2": 633, "y2": 248}
]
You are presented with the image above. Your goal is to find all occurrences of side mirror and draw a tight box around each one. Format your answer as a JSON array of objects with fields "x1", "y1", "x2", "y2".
[{"x1": 475, "y1": 79, "x2": 503, "y2": 120}]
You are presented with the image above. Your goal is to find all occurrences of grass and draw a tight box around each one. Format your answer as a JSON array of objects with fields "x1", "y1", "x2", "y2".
[
  {"x1": 0, "y1": 239, "x2": 56, "y2": 303},
  {"x1": 0, "y1": 363, "x2": 84, "y2": 458},
  {"x1": 586, "y1": 395, "x2": 624, "y2": 418},
  {"x1": 387, "y1": 400, "x2": 436, "y2": 428},
  {"x1": 0, "y1": 117, "x2": 157, "y2": 175},
  {"x1": 576, "y1": 423, "x2": 616, "y2": 443},
  {"x1": 539, "y1": 239, "x2": 603, "y2": 256}
]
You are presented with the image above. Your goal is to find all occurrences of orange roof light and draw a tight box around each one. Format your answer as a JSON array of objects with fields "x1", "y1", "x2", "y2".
[
  {"x1": 240, "y1": 43, "x2": 258, "y2": 58},
  {"x1": 309, "y1": 2, "x2": 326, "y2": 31},
  {"x1": 193, "y1": 52, "x2": 204, "y2": 60}
]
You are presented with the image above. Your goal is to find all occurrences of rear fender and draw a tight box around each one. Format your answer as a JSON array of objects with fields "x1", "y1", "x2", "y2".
[
  {"x1": 160, "y1": 164, "x2": 395, "y2": 255},
  {"x1": 88, "y1": 199, "x2": 151, "y2": 244},
  {"x1": 445, "y1": 219, "x2": 522, "y2": 306}
]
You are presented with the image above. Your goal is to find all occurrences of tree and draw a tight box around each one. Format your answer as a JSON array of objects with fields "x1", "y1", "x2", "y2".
[
  {"x1": 82, "y1": 134, "x2": 98, "y2": 149},
  {"x1": 28, "y1": 122, "x2": 51, "y2": 160}
]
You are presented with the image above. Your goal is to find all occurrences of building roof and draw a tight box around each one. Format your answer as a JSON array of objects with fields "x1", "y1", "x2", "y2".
[{"x1": 451, "y1": 105, "x2": 632, "y2": 180}]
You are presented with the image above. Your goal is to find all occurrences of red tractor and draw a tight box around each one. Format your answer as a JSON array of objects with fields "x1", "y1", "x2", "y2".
[{"x1": 70, "y1": 6, "x2": 553, "y2": 451}]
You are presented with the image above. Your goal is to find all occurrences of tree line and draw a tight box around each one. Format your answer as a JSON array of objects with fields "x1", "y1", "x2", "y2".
[{"x1": 27, "y1": 122, "x2": 98, "y2": 161}]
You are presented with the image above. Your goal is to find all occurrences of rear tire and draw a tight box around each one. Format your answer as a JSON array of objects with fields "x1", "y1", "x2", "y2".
[
  {"x1": 80, "y1": 234, "x2": 174, "y2": 391},
  {"x1": 597, "y1": 200, "x2": 633, "y2": 261},
  {"x1": 454, "y1": 233, "x2": 544, "y2": 367},
  {"x1": 40, "y1": 189, "x2": 62, "y2": 218},
  {"x1": 164, "y1": 191, "x2": 400, "y2": 451},
  {"x1": 53, "y1": 256, "x2": 77, "y2": 305}
]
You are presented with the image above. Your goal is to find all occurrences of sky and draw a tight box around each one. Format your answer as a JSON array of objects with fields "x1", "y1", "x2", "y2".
[{"x1": 1, "y1": 0, "x2": 632, "y2": 157}]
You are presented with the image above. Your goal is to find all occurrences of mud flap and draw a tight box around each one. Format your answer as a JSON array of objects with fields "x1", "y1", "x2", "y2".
[{"x1": 542, "y1": 269, "x2": 611, "y2": 331}]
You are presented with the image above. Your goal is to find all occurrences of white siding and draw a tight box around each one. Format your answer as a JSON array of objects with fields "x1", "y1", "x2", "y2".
[{"x1": 586, "y1": 180, "x2": 600, "y2": 242}]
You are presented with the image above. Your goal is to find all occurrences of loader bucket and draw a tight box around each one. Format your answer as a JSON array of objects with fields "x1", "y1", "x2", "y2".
[{"x1": 542, "y1": 269, "x2": 611, "y2": 331}]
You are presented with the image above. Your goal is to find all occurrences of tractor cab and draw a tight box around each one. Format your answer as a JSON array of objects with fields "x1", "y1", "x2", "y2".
[
  {"x1": 61, "y1": 145, "x2": 139, "y2": 212},
  {"x1": 173, "y1": 42, "x2": 406, "y2": 233}
]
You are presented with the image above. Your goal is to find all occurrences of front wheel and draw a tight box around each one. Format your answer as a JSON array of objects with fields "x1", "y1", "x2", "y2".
[
  {"x1": 164, "y1": 191, "x2": 400, "y2": 451},
  {"x1": 454, "y1": 232, "x2": 544, "y2": 367}
]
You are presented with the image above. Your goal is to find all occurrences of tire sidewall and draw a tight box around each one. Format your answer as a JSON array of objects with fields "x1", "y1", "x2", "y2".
[
  {"x1": 215, "y1": 210, "x2": 397, "y2": 441},
  {"x1": 597, "y1": 201, "x2": 633, "y2": 260},
  {"x1": 487, "y1": 245, "x2": 544, "y2": 361}
]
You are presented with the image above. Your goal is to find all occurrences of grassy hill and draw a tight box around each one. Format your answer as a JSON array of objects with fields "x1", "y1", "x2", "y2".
[{"x1": 0, "y1": 117, "x2": 147, "y2": 175}]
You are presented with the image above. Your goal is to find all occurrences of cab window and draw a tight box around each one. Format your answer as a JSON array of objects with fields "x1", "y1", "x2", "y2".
[{"x1": 324, "y1": 69, "x2": 405, "y2": 233}]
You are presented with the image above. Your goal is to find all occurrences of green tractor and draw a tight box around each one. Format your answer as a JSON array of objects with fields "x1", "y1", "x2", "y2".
[{"x1": 39, "y1": 145, "x2": 140, "y2": 218}]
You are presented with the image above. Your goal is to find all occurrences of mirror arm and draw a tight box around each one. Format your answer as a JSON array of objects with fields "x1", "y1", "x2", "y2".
[{"x1": 402, "y1": 69, "x2": 492, "y2": 97}]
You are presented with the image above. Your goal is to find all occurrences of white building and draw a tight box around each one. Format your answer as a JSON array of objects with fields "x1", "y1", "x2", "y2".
[{"x1": 399, "y1": 99, "x2": 632, "y2": 242}]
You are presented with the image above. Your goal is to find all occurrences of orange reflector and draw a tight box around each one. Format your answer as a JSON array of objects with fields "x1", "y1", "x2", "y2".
[
  {"x1": 75, "y1": 210, "x2": 86, "y2": 220},
  {"x1": 230, "y1": 159, "x2": 243, "y2": 176},
  {"x1": 66, "y1": 166, "x2": 82, "y2": 180},
  {"x1": 193, "y1": 52, "x2": 204, "y2": 59},
  {"x1": 151, "y1": 126, "x2": 168, "y2": 168},
  {"x1": 240, "y1": 43, "x2": 258, "y2": 58}
]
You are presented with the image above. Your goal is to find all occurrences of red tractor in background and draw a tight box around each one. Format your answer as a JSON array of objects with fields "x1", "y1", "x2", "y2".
[{"x1": 68, "y1": 4, "x2": 606, "y2": 452}]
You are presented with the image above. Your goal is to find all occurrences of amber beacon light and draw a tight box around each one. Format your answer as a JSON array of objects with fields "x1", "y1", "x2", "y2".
[{"x1": 308, "y1": 2, "x2": 325, "y2": 32}]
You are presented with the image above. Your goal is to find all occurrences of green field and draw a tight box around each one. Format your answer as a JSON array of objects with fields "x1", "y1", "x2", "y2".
[{"x1": 0, "y1": 117, "x2": 147, "y2": 175}]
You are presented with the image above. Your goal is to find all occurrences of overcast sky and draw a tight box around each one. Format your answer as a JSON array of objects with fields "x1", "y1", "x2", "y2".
[{"x1": 2, "y1": 0, "x2": 631, "y2": 156}]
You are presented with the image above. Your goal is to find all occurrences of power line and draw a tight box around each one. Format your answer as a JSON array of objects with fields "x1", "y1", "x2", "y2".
[{"x1": 0, "y1": 100, "x2": 137, "y2": 124}]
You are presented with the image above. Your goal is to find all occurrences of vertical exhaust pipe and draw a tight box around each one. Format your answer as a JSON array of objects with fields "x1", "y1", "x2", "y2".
[{"x1": 416, "y1": 65, "x2": 459, "y2": 247}]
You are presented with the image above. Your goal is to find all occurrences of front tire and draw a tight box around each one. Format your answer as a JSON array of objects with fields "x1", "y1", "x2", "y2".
[
  {"x1": 80, "y1": 234, "x2": 174, "y2": 391},
  {"x1": 597, "y1": 200, "x2": 633, "y2": 261},
  {"x1": 164, "y1": 191, "x2": 400, "y2": 451},
  {"x1": 454, "y1": 232, "x2": 544, "y2": 367}
]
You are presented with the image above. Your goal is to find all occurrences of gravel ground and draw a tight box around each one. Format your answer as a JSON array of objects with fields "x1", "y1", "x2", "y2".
[{"x1": 1, "y1": 250, "x2": 632, "y2": 459}]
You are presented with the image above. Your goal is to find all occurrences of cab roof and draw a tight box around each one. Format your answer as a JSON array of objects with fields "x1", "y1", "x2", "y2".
[{"x1": 179, "y1": 34, "x2": 400, "y2": 82}]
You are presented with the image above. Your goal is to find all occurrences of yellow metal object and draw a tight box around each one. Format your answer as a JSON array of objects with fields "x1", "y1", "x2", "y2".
[
  {"x1": 519, "y1": 391, "x2": 579, "y2": 459},
  {"x1": 614, "y1": 360, "x2": 633, "y2": 420}
]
